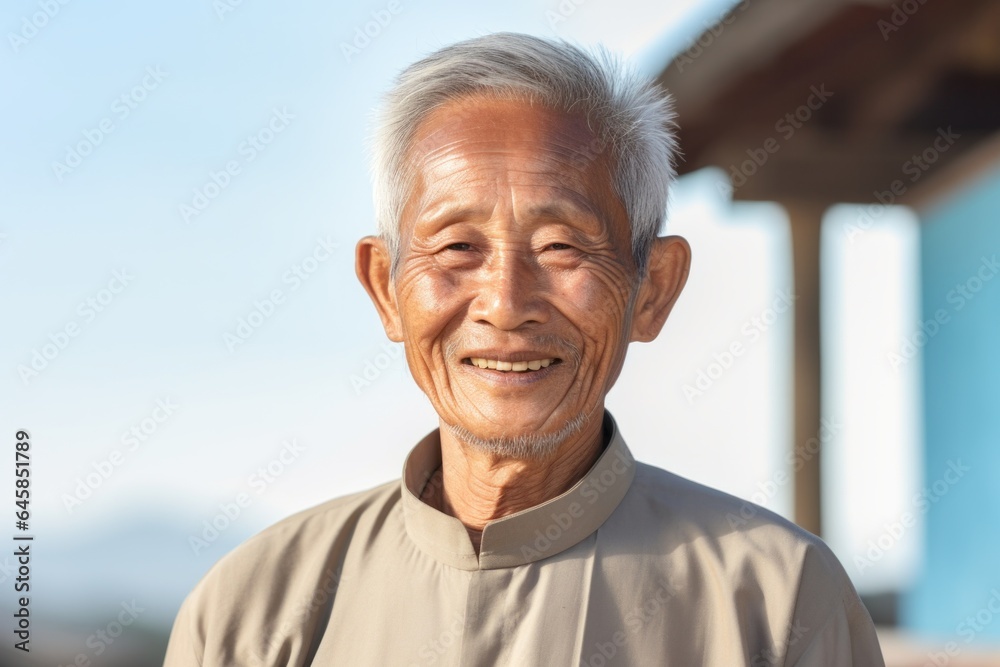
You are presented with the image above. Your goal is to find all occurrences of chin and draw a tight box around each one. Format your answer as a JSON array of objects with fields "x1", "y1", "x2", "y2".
[{"x1": 443, "y1": 409, "x2": 592, "y2": 460}]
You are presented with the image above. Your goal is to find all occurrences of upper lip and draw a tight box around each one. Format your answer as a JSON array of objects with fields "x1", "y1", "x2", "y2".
[{"x1": 460, "y1": 350, "x2": 562, "y2": 363}]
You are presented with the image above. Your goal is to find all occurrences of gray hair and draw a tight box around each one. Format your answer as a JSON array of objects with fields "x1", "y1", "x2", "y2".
[{"x1": 369, "y1": 32, "x2": 678, "y2": 278}]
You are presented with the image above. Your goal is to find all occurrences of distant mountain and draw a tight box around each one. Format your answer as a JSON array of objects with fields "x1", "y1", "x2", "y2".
[
  {"x1": 1, "y1": 505, "x2": 267, "y2": 630},
  {"x1": 0, "y1": 505, "x2": 271, "y2": 666}
]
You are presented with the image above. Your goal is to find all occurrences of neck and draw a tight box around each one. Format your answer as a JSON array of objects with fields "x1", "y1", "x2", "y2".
[{"x1": 421, "y1": 412, "x2": 607, "y2": 555}]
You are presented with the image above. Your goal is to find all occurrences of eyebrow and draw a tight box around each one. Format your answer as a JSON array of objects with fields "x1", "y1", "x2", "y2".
[
  {"x1": 414, "y1": 195, "x2": 607, "y2": 236},
  {"x1": 413, "y1": 203, "x2": 493, "y2": 233},
  {"x1": 523, "y1": 199, "x2": 605, "y2": 233}
]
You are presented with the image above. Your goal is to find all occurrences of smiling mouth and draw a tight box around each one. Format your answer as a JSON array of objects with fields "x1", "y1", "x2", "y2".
[{"x1": 462, "y1": 357, "x2": 563, "y2": 372}]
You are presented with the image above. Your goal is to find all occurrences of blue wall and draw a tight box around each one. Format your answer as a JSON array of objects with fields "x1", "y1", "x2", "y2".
[{"x1": 904, "y1": 164, "x2": 1000, "y2": 644}]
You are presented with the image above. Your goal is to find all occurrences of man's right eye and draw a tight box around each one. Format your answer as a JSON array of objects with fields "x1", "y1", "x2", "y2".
[{"x1": 445, "y1": 243, "x2": 472, "y2": 251}]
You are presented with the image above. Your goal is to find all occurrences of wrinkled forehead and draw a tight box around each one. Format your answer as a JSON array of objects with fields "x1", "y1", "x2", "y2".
[
  {"x1": 409, "y1": 94, "x2": 607, "y2": 170},
  {"x1": 401, "y1": 95, "x2": 622, "y2": 228}
]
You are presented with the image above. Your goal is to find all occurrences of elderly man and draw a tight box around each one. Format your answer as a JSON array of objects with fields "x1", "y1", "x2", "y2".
[{"x1": 165, "y1": 33, "x2": 884, "y2": 666}]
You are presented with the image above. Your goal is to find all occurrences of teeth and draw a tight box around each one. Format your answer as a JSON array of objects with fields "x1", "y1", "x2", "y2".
[{"x1": 468, "y1": 357, "x2": 557, "y2": 372}]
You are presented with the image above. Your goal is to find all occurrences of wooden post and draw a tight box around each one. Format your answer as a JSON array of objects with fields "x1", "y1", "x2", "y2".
[{"x1": 785, "y1": 201, "x2": 825, "y2": 537}]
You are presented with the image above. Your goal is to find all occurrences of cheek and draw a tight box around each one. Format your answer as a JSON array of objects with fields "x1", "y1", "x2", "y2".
[
  {"x1": 395, "y1": 264, "x2": 466, "y2": 344},
  {"x1": 555, "y1": 269, "x2": 633, "y2": 342}
]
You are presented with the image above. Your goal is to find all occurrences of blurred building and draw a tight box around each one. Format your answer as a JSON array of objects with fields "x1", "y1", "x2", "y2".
[{"x1": 654, "y1": 0, "x2": 1000, "y2": 656}]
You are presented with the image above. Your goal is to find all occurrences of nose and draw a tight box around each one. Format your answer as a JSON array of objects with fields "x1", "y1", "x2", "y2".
[{"x1": 467, "y1": 248, "x2": 549, "y2": 330}]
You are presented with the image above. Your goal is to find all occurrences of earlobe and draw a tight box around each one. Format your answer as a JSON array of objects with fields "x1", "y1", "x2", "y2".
[
  {"x1": 629, "y1": 235, "x2": 691, "y2": 343},
  {"x1": 355, "y1": 236, "x2": 404, "y2": 342}
]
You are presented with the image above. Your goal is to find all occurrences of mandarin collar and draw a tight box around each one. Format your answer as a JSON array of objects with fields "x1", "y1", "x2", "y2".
[{"x1": 400, "y1": 411, "x2": 636, "y2": 570}]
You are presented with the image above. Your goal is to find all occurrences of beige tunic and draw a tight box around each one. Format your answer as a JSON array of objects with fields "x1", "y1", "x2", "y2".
[{"x1": 164, "y1": 412, "x2": 884, "y2": 666}]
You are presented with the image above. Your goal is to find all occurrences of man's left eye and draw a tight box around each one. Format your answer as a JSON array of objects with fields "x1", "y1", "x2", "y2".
[{"x1": 547, "y1": 243, "x2": 573, "y2": 250}]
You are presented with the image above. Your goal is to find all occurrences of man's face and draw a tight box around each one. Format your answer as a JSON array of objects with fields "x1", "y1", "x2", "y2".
[{"x1": 369, "y1": 96, "x2": 649, "y2": 448}]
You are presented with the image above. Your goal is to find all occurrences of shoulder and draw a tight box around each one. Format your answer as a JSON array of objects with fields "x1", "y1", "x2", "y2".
[
  {"x1": 165, "y1": 479, "x2": 401, "y2": 663},
  {"x1": 204, "y1": 476, "x2": 399, "y2": 586},
  {"x1": 630, "y1": 460, "x2": 810, "y2": 539},
  {"x1": 626, "y1": 461, "x2": 858, "y2": 602},
  {"x1": 227, "y1": 477, "x2": 400, "y2": 560},
  {"x1": 607, "y1": 461, "x2": 881, "y2": 663},
  {"x1": 623, "y1": 462, "x2": 878, "y2": 656},
  {"x1": 630, "y1": 461, "x2": 817, "y2": 540}
]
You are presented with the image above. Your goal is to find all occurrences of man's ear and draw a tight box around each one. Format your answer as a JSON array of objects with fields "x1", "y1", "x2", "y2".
[
  {"x1": 355, "y1": 236, "x2": 404, "y2": 342},
  {"x1": 629, "y1": 235, "x2": 691, "y2": 343}
]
